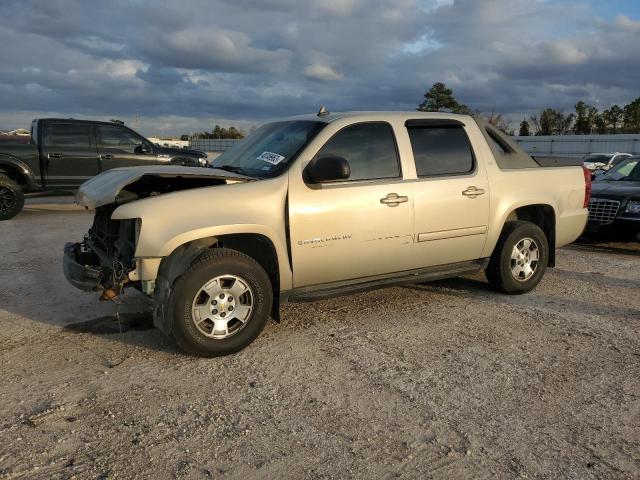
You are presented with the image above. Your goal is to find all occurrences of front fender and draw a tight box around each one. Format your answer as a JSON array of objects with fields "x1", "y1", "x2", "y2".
[{"x1": 111, "y1": 177, "x2": 293, "y2": 290}]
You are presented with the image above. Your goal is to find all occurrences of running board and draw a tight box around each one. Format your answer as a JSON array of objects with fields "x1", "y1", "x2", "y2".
[{"x1": 282, "y1": 258, "x2": 489, "y2": 303}]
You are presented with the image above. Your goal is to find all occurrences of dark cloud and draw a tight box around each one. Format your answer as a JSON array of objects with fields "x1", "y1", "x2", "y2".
[{"x1": 0, "y1": 0, "x2": 638, "y2": 135}]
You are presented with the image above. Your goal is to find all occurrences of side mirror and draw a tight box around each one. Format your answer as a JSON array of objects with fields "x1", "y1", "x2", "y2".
[
  {"x1": 135, "y1": 143, "x2": 152, "y2": 154},
  {"x1": 305, "y1": 156, "x2": 350, "y2": 183}
]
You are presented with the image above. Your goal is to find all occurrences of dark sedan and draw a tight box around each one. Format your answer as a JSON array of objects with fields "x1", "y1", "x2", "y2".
[{"x1": 586, "y1": 157, "x2": 640, "y2": 239}]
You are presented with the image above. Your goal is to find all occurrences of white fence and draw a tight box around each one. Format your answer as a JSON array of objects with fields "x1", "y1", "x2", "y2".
[
  {"x1": 514, "y1": 134, "x2": 640, "y2": 157},
  {"x1": 190, "y1": 135, "x2": 640, "y2": 158}
]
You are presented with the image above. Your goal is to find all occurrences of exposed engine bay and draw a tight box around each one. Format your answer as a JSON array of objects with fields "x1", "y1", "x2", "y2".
[{"x1": 65, "y1": 167, "x2": 252, "y2": 300}]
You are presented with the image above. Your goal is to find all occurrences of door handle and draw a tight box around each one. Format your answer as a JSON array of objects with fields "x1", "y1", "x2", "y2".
[
  {"x1": 380, "y1": 193, "x2": 409, "y2": 207},
  {"x1": 47, "y1": 153, "x2": 62, "y2": 159},
  {"x1": 462, "y1": 186, "x2": 485, "y2": 198},
  {"x1": 99, "y1": 154, "x2": 113, "y2": 161}
]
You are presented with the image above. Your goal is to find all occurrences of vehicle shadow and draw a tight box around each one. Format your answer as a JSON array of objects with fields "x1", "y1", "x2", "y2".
[
  {"x1": 404, "y1": 275, "x2": 640, "y2": 321},
  {"x1": 58, "y1": 302, "x2": 185, "y2": 355}
]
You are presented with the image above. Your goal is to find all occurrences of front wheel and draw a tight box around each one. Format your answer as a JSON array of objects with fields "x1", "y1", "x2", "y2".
[
  {"x1": 0, "y1": 174, "x2": 25, "y2": 221},
  {"x1": 485, "y1": 221, "x2": 549, "y2": 294},
  {"x1": 170, "y1": 248, "x2": 273, "y2": 357}
]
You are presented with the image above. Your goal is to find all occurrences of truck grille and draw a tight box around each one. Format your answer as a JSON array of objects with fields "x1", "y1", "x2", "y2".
[{"x1": 588, "y1": 198, "x2": 620, "y2": 225}]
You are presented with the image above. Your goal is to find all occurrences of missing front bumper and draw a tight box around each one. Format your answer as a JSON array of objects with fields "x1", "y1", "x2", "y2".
[{"x1": 62, "y1": 242, "x2": 102, "y2": 292}]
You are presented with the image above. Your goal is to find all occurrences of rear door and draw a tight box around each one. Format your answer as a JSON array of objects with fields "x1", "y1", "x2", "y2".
[
  {"x1": 41, "y1": 123, "x2": 99, "y2": 188},
  {"x1": 407, "y1": 120, "x2": 490, "y2": 267},
  {"x1": 96, "y1": 124, "x2": 158, "y2": 170}
]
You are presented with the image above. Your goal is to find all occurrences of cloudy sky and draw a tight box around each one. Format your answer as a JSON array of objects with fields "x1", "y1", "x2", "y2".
[{"x1": 1, "y1": 0, "x2": 639, "y2": 135}]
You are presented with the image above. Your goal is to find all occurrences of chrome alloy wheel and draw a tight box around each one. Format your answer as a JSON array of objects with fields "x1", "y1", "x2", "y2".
[
  {"x1": 510, "y1": 237, "x2": 540, "y2": 282},
  {"x1": 191, "y1": 274, "x2": 254, "y2": 339}
]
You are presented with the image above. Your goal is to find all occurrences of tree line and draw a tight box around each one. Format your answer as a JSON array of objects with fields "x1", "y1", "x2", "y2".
[
  {"x1": 418, "y1": 82, "x2": 640, "y2": 136},
  {"x1": 180, "y1": 124, "x2": 245, "y2": 141}
]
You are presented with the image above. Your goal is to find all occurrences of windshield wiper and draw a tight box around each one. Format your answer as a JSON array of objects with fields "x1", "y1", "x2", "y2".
[{"x1": 215, "y1": 165, "x2": 247, "y2": 174}]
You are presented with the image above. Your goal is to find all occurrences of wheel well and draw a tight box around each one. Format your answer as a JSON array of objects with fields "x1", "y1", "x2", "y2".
[
  {"x1": 0, "y1": 164, "x2": 27, "y2": 188},
  {"x1": 214, "y1": 233, "x2": 279, "y2": 294},
  {"x1": 213, "y1": 233, "x2": 281, "y2": 321},
  {"x1": 506, "y1": 204, "x2": 556, "y2": 267},
  {"x1": 153, "y1": 233, "x2": 281, "y2": 335}
]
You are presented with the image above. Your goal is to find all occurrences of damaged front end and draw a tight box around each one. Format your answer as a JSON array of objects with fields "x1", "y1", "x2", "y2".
[
  {"x1": 63, "y1": 204, "x2": 138, "y2": 300},
  {"x1": 62, "y1": 165, "x2": 253, "y2": 302}
]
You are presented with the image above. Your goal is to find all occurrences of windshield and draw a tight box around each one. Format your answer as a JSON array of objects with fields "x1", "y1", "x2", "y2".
[
  {"x1": 583, "y1": 154, "x2": 612, "y2": 164},
  {"x1": 600, "y1": 158, "x2": 640, "y2": 181},
  {"x1": 211, "y1": 120, "x2": 325, "y2": 178}
]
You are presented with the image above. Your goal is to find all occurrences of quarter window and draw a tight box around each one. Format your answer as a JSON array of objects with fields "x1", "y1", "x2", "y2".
[
  {"x1": 44, "y1": 124, "x2": 92, "y2": 148},
  {"x1": 313, "y1": 122, "x2": 400, "y2": 181},
  {"x1": 408, "y1": 126, "x2": 474, "y2": 176}
]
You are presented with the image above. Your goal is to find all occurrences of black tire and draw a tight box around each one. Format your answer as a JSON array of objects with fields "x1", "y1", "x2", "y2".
[
  {"x1": 170, "y1": 157, "x2": 196, "y2": 167},
  {"x1": 485, "y1": 221, "x2": 549, "y2": 294},
  {"x1": 170, "y1": 248, "x2": 273, "y2": 357},
  {"x1": 0, "y1": 174, "x2": 24, "y2": 221}
]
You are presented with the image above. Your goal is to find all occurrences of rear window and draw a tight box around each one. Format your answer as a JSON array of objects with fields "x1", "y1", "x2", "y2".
[
  {"x1": 407, "y1": 126, "x2": 474, "y2": 176},
  {"x1": 44, "y1": 124, "x2": 92, "y2": 147}
]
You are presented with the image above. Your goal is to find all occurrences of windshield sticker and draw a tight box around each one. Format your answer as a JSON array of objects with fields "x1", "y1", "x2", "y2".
[{"x1": 257, "y1": 151, "x2": 286, "y2": 165}]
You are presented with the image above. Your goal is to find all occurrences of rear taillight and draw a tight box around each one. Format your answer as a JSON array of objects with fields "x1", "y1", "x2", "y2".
[{"x1": 582, "y1": 166, "x2": 592, "y2": 208}]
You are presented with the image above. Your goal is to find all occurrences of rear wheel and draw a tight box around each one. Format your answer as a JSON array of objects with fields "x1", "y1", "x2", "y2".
[
  {"x1": 0, "y1": 174, "x2": 24, "y2": 220},
  {"x1": 170, "y1": 248, "x2": 273, "y2": 357},
  {"x1": 486, "y1": 221, "x2": 548, "y2": 294}
]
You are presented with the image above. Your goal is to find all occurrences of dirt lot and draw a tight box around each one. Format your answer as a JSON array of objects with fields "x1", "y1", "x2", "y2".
[{"x1": 1, "y1": 199, "x2": 639, "y2": 479}]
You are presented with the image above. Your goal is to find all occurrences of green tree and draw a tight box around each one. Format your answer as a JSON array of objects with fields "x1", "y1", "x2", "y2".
[
  {"x1": 226, "y1": 126, "x2": 244, "y2": 139},
  {"x1": 417, "y1": 82, "x2": 470, "y2": 113},
  {"x1": 518, "y1": 119, "x2": 531, "y2": 136},
  {"x1": 623, "y1": 97, "x2": 640, "y2": 133},
  {"x1": 594, "y1": 114, "x2": 607, "y2": 134},
  {"x1": 538, "y1": 109, "x2": 574, "y2": 135},
  {"x1": 574, "y1": 101, "x2": 598, "y2": 134},
  {"x1": 602, "y1": 105, "x2": 624, "y2": 133},
  {"x1": 179, "y1": 134, "x2": 189, "y2": 141},
  {"x1": 212, "y1": 125, "x2": 223, "y2": 139}
]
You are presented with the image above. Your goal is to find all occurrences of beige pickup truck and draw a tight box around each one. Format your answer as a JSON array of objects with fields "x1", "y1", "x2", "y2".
[{"x1": 64, "y1": 111, "x2": 590, "y2": 356}]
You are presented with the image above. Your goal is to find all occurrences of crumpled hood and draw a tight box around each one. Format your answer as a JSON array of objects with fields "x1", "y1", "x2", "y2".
[{"x1": 76, "y1": 165, "x2": 252, "y2": 209}]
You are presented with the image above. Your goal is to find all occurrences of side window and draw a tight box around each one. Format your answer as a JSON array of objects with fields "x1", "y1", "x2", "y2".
[
  {"x1": 313, "y1": 122, "x2": 400, "y2": 181},
  {"x1": 44, "y1": 124, "x2": 92, "y2": 148},
  {"x1": 408, "y1": 126, "x2": 474, "y2": 177},
  {"x1": 98, "y1": 126, "x2": 145, "y2": 154}
]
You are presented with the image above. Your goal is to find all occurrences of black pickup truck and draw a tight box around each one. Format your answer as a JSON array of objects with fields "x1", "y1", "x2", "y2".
[{"x1": 0, "y1": 118, "x2": 208, "y2": 220}]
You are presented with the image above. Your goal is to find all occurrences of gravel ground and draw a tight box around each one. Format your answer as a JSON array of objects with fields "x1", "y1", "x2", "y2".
[{"x1": 0, "y1": 199, "x2": 639, "y2": 479}]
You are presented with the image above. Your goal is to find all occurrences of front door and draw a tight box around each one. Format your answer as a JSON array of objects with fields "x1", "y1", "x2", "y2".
[
  {"x1": 41, "y1": 122, "x2": 99, "y2": 188},
  {"x1": 288, "y1": 122, "x2": 415, "y2": 287},
  {"x1": 96, "y1": 124, "x2": 157, "y2": 171},
  {"x1": 407, "y1": 122, "x2": 490, "y2": 267}
]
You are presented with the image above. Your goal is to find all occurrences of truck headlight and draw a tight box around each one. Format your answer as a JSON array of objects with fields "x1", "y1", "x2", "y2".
[
  {"x1": 626, "y1": 201, "x2": 640, "y2": 214},
  {"x1": 198, "y1": 157, "x2": 208, "y2": 166}
]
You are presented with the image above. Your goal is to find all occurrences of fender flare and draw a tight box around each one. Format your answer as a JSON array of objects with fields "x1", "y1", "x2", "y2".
[{"x1": 0, "y1": 154, "x2": 37, "y2": 190}]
